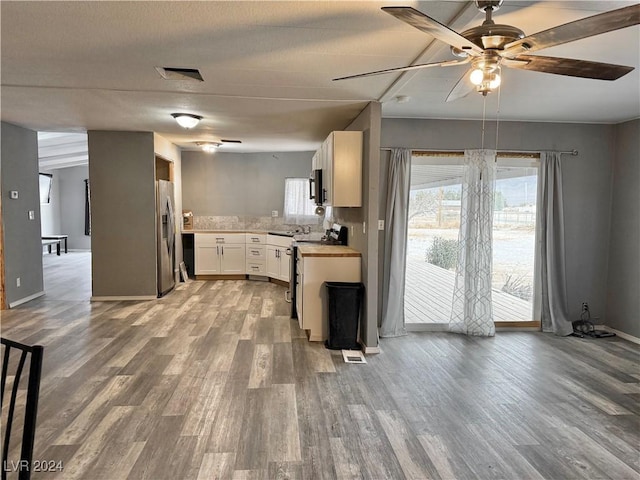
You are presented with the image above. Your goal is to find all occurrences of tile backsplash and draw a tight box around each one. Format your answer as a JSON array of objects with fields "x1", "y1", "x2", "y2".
[{"x1": 191, "y1": 215, "x2": 323, "y2": 233}]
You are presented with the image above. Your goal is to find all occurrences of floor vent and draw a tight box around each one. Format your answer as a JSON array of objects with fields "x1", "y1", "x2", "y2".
[
  {"x1": 342, "y1": 350, "x2": 366, "y2": 364},
  {"x1": 155, "y1": 67, "x2": 204, "y2": 82}
]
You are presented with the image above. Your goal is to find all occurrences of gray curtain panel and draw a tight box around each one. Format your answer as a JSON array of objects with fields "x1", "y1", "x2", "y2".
[
  {"x1": 380, "y1": 148, "x2": 411, "y2": 337},
  {"x1": 537, "y1": 152, "x2": 573, "y2": 335},
  {"x1": 449, "y1": 149, "x2": 496, "y2": 337}
]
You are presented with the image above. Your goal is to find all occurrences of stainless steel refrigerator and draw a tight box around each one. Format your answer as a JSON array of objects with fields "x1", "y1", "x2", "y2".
[{"x1": 156, "y1": 179, "x2": 176, "y2": 297}]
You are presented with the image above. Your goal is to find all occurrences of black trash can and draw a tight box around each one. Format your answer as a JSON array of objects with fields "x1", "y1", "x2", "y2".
[{"x1": 324, "y1": 281, "x2": 364, "y2": 350}]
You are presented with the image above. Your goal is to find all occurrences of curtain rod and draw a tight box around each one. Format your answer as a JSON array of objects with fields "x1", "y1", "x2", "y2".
[{"x1": 380, "y1": 148, "x2": 578, "y2": 157}]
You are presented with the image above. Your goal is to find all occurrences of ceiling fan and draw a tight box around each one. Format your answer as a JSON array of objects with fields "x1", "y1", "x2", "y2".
[{"x1": 334, "y1": 1, "x2": 640, "y2": 101}]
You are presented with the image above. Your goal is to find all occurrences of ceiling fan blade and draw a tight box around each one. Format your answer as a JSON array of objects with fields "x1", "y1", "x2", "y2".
[
  {"x1": 446, "y1": 68, "x2": 475, "y2": 102},
  {"x1": 333, "y1": 58, "x2": 468, "y2": 81},
  {"x1": 502, "y1": 3, "x2": 640, "y2": 57},
  {"x1": 220, "y1": 139, "x2": 242, "y2": 143},
  {"x1": 507, "y1": 54, "x2": 635, "y2": 80},
  {"x1": 382, "y1": 6, "x2": 484, "y2": 56}
]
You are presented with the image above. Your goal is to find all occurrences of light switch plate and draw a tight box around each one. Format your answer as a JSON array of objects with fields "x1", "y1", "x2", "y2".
[
  {"x1": 378, "y1": 220, "x2": 384, "y2": 230},
  {"x1": 10, "y1": 191, "x2": 18, "y2": 199}
]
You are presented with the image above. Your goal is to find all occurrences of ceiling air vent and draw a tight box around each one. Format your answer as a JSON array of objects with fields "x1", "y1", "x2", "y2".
[{"x1": 155, "y1": 67, "x2": 204, "y2": 82}]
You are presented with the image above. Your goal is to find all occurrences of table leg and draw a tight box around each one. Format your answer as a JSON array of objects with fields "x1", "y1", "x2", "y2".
[
  {"x1": 64, "y1": 238, "x2": 68, "y2": 253},
  {"x1": 56, "y1": 242, "x2": 60, "y2": 256},
  {"x1": 48, "y1": 245, "x2": 52, "y2": 254}
]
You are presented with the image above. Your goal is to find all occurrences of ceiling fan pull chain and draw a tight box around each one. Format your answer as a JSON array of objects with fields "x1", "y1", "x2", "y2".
[
  {"x1": 481, "y1": 94, "x2": 487, "y2": 150},
  {"x1": 495, "y1": 78, "x2": 502, "y2": 156}
]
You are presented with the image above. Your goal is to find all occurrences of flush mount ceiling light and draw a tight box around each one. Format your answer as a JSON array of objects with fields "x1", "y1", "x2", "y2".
[
  {"x1": 196, "y1": 142, "x2": 222, "y2": 153},
  {"x1": 171, "y1": 113, "x2": 202, "y2": 129}
]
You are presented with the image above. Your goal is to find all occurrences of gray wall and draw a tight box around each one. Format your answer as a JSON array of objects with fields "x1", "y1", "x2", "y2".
[
  {"x1": 88, "y1": 131, "x2": 156, "y2": 298},
  {"x1": 181, "y1": 151, "x2": 313, "y2": 216},
  {"x1": 381, "y1": 118, "x2": 616, "y2": 328},
  {"x1": 1, "y1": 122, "x2": 44, "y2": 306},
  {"x1": 606, "y1": 119, "x2": 640, "y2": 337},
  {"x1": 334, "y1": 102, "x2": 382, "y2": 349},
  {"x1": 41, "y1": 166, "x2": 91, "y2": 250}
]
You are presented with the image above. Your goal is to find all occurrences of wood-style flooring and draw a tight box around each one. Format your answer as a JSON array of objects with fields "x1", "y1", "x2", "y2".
[{"x1": 1, "y1": 252, "x2": 639, "y2": 479}]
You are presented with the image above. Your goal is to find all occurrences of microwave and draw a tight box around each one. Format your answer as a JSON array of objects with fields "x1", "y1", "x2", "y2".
[{"x1": 309, "y1": 169, "x2": 324, "y2": 205}]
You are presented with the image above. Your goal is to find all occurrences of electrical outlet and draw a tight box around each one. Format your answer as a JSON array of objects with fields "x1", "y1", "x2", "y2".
[
  {"x1": 378, "y1": 220, "x2": 384, "y2": 230},
  {"x1": 28, "y1": 210, "x2": 35, "y2": 220},
  {"x1": 16, "y1": 277, "x2": 21, "y2": 287},
  {"x1": 271, "y1": 210, "x2": 278, "y2": 217}
]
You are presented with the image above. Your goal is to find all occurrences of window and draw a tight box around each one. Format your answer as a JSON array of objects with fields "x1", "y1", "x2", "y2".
[
  {"x1": 283, "y1": 178, "x2": 320, "y2": 225},
  {"x1": 404, "y1": 153, "x2": 540, "y2": 326}
]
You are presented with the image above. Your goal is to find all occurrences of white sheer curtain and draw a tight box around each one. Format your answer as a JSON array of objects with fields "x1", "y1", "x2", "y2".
[
  {"x1": 380, "y1": 148, "x2": 411, "y2": 337},
  {"x1": 449, "y1": 149, "x2": 496, "y2": 337},
  {"x1": 537, "y1": 152, "x2": 573, "y2": 335},
  {"x1": 283, "y1": 178, "x2": 320, "y2": 225}
]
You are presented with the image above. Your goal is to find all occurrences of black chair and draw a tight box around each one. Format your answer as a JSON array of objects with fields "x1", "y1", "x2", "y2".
[{"x1": 1, "y1": 338, "x2": 44, "y2": 480}]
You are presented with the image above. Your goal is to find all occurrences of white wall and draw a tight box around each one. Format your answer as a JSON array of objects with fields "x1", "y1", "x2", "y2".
[{"x1": 40, "y1": 173, "x2": 61, "y2": 235}]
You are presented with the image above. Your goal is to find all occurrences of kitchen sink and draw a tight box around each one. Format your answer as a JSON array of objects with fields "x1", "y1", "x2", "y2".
[{"x1": 293, "y1": 232, "x2": 324, "y2": 242}]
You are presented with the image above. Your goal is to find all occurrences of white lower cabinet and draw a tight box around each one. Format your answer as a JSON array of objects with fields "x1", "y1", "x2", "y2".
[
  {"x1": 193, "y1": 232, "x2": 295, "y2": 281},
  {"x1": 266, "y1": 235, "x2": 292, "y2": 282},
  {"x1": 195, "y1": 233, "x2": 246, "y2": 275}
]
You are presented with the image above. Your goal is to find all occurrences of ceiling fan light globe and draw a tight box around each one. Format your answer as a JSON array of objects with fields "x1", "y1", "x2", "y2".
[
  {"x1": 470, "y1": 68, "x2": 484, "y2": 85},
  {"x1": 489, "y1": 73, "x2": 501, "y2": 89}
]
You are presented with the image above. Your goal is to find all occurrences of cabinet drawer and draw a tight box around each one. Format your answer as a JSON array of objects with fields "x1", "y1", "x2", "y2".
[
  {"x1": 246, "y1": 245, "x2": 266, "y2": 259},
  {"x1": 246, "y1": 260, "x2": 266, "y2": 275},
  {"x1": 196, "y1": 233, "x2": 245, "y2": 245},
  {"x1": 245, "y1": 233, "x2": 266, "y2": 245}
]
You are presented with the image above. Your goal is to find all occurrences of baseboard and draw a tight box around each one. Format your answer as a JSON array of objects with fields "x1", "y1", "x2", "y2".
[
  {"x1": 91, "y1": 295, "x2": 157, "y2": 302},
  {"x1": 9, "y1": 291, "x2": 45, "y2": 308},
  {"x1": 597, "y1": 325, "x2": 640, "y2": 345},
  {"x1": 359, "y1": 339, "x2": 381, "y2": 354}
]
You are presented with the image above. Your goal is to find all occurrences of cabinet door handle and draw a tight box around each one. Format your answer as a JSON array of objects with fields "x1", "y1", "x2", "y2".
[
  {"x1": 251, "y1": 237, "x2": 260, "y2": 242},
  {"x1": 217, "y1": 246, "x2": 219, "y2": 255},
  {"x1": 221, "y1": 246, "x2": 224, "y2": 255},
  {"x1": 216, "y1": 237, "x2": 225, "y2": 243}
]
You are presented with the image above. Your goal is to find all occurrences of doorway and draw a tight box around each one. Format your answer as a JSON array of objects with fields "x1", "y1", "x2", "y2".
[{"x1": 404, "y1": 153, "x2": 540, "y2": 328}]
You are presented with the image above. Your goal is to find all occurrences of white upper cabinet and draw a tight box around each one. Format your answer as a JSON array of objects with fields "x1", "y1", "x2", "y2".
[{"x1": 316, "y1": 131, "x2": 362, "y2": 207}]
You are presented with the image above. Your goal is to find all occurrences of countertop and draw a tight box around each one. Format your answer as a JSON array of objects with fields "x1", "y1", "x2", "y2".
[
  {"x1": 182, "y1": 230, "x2": 269, "y2": 234},
  {"x1": 297, "y1": 245, "x2": 361, "y2": 258}
]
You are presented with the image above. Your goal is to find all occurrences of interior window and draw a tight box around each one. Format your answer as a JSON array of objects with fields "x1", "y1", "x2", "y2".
[{"x1": 283, "y1": 178, "x2": 319, "y2": 225}]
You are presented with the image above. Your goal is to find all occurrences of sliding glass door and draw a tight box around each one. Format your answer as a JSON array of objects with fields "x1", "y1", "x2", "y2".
[{"x1": 404, "y1": 154, "x2": 540, "y2": 327}]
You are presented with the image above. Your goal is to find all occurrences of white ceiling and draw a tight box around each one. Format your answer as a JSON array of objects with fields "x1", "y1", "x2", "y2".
[{"x1": 2, "y1": 1, "x2": 638, "y2": 167}]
